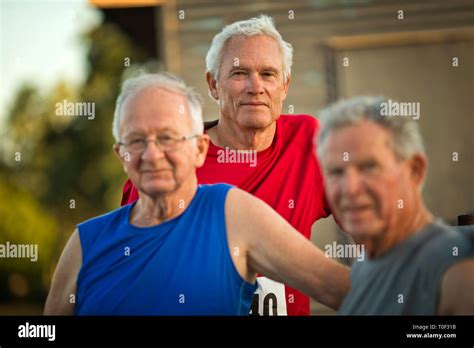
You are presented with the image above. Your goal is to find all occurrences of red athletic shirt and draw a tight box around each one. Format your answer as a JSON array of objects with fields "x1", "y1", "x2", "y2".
[{"x1": 120, "y1": 114, "x2": 331, "y2": 315}]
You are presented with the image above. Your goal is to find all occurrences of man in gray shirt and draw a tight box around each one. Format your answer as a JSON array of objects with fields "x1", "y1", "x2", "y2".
[{"x1": 316, "y1": 96, "x2": 474, "y2": 315}]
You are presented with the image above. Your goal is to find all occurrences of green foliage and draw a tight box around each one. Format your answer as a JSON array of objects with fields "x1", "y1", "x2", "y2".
[
  {"x1": 0, "y1": 21, "x2": 151, "y2": 303},
  {"x1": 0, "y1": 174, "x2": 59, "y2": 301}
]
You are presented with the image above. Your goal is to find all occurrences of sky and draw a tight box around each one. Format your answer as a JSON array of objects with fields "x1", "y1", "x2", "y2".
[{"x1": 0, "y1": 0, "x2": 102, "y2": 124}]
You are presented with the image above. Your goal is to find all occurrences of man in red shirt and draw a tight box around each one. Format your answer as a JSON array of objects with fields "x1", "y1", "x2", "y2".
[{"x1": 121, "y1": 15, "x2": 333, "y2": 315}]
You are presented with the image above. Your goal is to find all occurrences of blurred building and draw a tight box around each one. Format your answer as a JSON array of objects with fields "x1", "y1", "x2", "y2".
[{"x1": 91, "y1": 0, "x2": 474, "y2": 314}]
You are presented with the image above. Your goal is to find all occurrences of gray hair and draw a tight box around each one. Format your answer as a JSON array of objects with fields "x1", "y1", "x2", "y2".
[
  {"x1": 205, "y1": 14, "x2": 293, "y2": 83},
  {"x1": 317, "y1": 96, "x2": 425, "y2": 160},
  {"x1": 112, "y1": 73, "x2": 204, "y2": 142}
]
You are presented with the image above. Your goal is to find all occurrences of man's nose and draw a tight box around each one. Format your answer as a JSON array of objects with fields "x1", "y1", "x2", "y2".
[
  {"x1": 343, "y1": 168, "x2": 363, "y2": 197},
  {"x1": 247, "y1": 73, "x2": 264, "y2": 94},
  {"x1": 141, "y1": 139, "x2": 166, "y2": 160}
]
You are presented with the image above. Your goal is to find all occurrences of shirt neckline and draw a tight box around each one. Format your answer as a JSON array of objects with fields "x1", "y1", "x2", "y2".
[
  {"x1": 205, "y1": 118, "x2": 280, "y2": 159},
  {"x1": 362, "y1": 219, "x2": 443, "y2": 265},
  {"x1": 123, "y1": 185, "x2": 202, "y2": 233}
]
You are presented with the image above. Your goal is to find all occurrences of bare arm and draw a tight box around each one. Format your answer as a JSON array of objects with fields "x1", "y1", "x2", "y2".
[
  {"x1": 226, "y1": 188, "x2": 350, "y2": 310},
  {"x1": 438, "y1": 258, "x2": 474, "y2": 315},
  {"x1": 44, "y1": 229, "x2": 82, "y2": 315}
]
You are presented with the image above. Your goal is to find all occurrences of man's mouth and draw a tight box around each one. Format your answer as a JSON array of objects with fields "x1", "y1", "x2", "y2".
[
  {"x1": 140, "y1": 169, "x2": 171, "y2": 174},
  {"x1": 341, "y1": 205, "x2": 373, "y2": 216},
  {"x1": 241, "y1": 102, "x2": 267, "y2": 107}
]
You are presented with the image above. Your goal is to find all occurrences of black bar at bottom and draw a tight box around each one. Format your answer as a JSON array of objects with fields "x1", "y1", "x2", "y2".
[{"x1": 0, "y1": 315, "x2": 473, "y2": 346}]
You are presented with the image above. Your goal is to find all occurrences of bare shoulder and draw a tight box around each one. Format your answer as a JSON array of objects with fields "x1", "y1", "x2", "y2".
[
  {"x1": 56, "y1": 229, "x2": 82, "y2": 272},
  {"x1": 225, "y1": 187, "x2": 291, "y2": 235},
  {"x1": 224, "y1": 188, "x2": 290, "y2": 278},
  {"x1": 438, "y1": 258, "x2": 474, "y2": 315},
  {"x1": 226, "y1": 187, "x2": 256, "y2": 204},
  {"x1": 225, "y1": 187, "x2": 284, "y2": 222}
]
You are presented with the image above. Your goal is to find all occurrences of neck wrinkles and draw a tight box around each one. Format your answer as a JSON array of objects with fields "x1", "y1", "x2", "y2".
[
  {"x1": 130, "y1": 176, "x2": 198, "y2": 227},
  {"x1": 211, "y1": 118, "x2": 277, "y2": 151}
]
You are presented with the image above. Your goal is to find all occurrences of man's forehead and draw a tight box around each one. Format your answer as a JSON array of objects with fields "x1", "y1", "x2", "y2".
[
  {"x1": 223, "y1": 35, "x2": 281, "y2": 56},
  {"x1": 219, "y1": 35, "x2": 284, "y2": 74},
  {"x1": 123, "y1": 125, "x2": 179, "y2": 136},
  {"x1": 126, "y1": 86, "x2": 186, "y2": 106},
  {"x1": 323, "y1": 123, "x2": 394, "y2": 162},
  {"x1": 121, "y1": 116, "x2": 190, "y2": 138},
  {"x1": 122, "y1": 87, "x2": 190, "y2": 119},
  {"x1": 329, "y1": 122, "x2": 390, "y2": 145},
  {"x1": 120, "y1": 87, "x2": 191, "y2": 133}
]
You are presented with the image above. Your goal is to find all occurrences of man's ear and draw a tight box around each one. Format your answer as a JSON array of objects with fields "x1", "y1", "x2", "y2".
[
  {"x1": 408, "y1": 153, "x2": 428, "y2": 189},
  {"x1": 195, "y1": 134, "x2": 210, "y2": 168},
  {"x1": 206, "y1": 72, "x2": 219, "y2": 100},
  {"x1": 113, "y1": 143, "x2": 123, "y2": 160},
  {"x1": 113, "y1": 143, "x2": 129, "y2": 173}
]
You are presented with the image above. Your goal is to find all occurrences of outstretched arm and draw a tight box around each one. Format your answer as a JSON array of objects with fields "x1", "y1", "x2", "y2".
[{"x1": 226, "y1": 188, "x2": 350, "y2": 310}]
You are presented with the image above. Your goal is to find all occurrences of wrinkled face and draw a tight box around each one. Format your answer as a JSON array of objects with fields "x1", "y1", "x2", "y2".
[
  {"x1": 209, "y1": 35, "x2": 290, "y2": 129},
  {"x1": 114, "y1": 87, "x2": 207, "y2": 197},
  {"x1": 321, "y1": 121, "x2": 417, "y2": 242}
]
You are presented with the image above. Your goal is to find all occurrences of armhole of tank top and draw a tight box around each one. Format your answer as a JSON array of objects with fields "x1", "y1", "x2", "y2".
[
  {"x1": 75, "y1": 224, "x2": 88, "y2": 299},
  {"x1": 76, "y1": 225, "x2": 88, "y2": 265}
]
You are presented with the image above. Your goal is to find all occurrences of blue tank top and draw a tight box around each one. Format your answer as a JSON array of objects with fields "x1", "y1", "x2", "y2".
[{"x1": 75, "y1": 183, "x2": 257, "y2": 315}]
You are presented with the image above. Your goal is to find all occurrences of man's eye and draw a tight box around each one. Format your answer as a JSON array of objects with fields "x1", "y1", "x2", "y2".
[
  {"x1": 158, "y1": 135, "x2": 174, "y2": 144},
  {"x1": 262, "y1": 71, "x2": 276, "y2": 77},
  {"x1": 232, "y1": 71, "x2": 245, "y2": 76},
  {"x1": 361, "y1": 163, "x2": 377, "y2": 173},
  {"x1": 328, "y1": 168, "x2": 344, "y2": 177},
  {"x1": 129, "y1": 139, "x2": 144, "y2": 145}
]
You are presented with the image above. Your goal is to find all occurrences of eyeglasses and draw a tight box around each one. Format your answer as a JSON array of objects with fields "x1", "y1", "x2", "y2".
[{"x1": 118, "y1": 134, "x2": 199, "y2": 152}]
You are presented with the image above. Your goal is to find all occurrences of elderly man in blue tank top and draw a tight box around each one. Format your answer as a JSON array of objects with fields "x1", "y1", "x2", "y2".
[
  {"x1": 44, "y1": 73, "x2": 350, "y2": 315},
  {"x1": 317, "y1": 96, "x2": 474, "y2": 315}
]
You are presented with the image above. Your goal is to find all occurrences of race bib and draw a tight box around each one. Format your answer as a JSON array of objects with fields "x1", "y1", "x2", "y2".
[{"x1": 249, "y1": 277, "x2": 287, "y2": 316}]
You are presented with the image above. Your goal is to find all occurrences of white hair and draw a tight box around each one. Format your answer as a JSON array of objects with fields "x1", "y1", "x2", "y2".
[
  {"x1": 205, "y1": 14, "x2": 293, "y2": 82},
  {"x1": 112, "y1": 73, "x2": 204, "y2": 142},
  {"x1": 317, "y1": 96, "x2": 425, "y2": 160}
]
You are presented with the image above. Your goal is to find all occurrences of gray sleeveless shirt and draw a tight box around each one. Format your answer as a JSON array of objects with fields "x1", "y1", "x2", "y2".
[{"x1": 338, "y1": 221, "x2": 474, "y2": 315}]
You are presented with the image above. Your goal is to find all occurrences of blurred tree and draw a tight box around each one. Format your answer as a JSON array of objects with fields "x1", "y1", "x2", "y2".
[
  {"x1": 0, "y1": 21, "x2": 151, "y2": 305},
  {"x1": 0, "y1": 173, "x2": 59, "y2": 301}
]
